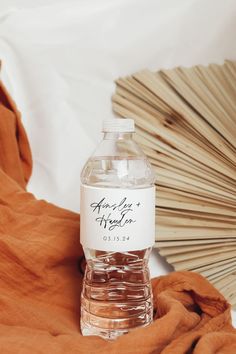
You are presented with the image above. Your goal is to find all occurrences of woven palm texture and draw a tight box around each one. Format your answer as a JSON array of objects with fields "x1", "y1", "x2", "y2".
[{"x1": 112, "y1": 60, "x2": 236, "y2": 307}]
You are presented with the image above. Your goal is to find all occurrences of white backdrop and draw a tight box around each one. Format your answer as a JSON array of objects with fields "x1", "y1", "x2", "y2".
[{"x1": 0, "y1": 0, "x2": 236, "y2": 325}]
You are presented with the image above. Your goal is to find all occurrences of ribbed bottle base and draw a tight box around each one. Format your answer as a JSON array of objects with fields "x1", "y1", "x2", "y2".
[
  {"x1": 81, "y1": 320, "x2": 130, "y2": 340},
  {"x1": 80, "y1": 297, "x2": 153, "y2": 340},
  {"x1": 80, "y1": 311, "x2": 153, "y2": 340},
  {"x1": 80, "y1": 248, "x2": 153, "y2": 340}
]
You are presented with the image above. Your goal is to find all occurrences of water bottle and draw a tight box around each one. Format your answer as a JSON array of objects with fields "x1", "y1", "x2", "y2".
[{"x1": 80, "y1": 118, "x2": 155, "y2": 340}]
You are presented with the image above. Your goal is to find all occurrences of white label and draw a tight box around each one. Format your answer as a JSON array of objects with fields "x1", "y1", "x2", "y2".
[{"x1": 80, "y1": 185, "x2": 155, "y2": 251}]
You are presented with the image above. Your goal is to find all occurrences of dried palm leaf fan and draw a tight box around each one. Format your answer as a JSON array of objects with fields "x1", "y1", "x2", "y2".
[{"x1": 112, "y1": 60, "x2": 236, "y2": 308}]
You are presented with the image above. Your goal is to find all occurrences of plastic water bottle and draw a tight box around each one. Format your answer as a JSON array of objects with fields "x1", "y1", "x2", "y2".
[{"x1": 80, "y1": 118, "x2": 155, "y2": 340}]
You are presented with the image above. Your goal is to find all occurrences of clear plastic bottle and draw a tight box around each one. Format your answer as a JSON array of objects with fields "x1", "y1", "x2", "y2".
[{"x1": 80, "y1": 118, "x2": 155, "y2": 340}]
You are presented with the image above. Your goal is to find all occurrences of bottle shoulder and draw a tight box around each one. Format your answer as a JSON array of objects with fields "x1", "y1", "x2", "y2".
[
  {"x1": 91, "y1": 137, "x2": 146, "y2": 159},
  {"x1": 81, "y1": 156, "x2": 155, "y2": 188}
]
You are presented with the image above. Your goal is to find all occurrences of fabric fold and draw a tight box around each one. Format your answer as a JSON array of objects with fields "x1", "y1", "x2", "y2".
[{"x1": 0, "y1": 81, "x2": 32, "y2": 188}]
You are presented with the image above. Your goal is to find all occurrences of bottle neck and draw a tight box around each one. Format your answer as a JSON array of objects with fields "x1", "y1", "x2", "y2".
[{"x1": 103, "y1": 132, "x2": 134, "y2": 140}]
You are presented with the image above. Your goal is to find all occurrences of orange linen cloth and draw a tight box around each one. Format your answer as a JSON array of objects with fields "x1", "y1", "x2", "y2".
[{"x1": 0, "y1": 80, "x2": 236, "y2": 354}]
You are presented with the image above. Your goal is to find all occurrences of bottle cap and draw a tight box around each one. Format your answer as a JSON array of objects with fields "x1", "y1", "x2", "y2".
[{"x1": 102, "y1": 118, "x2": 135, "y2": 133}]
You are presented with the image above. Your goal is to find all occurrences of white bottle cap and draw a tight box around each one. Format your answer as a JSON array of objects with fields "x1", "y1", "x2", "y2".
[{"x1": 102, "y1": 118, "x2": 135, "y2": 133}]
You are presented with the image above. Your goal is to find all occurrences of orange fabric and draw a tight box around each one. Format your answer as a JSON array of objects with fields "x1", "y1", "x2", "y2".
[
  {"x1": 0, "y1": 81, "x2": 235, "y2": 354},
  {"x1": 0, "y1": 82, "x2": 32, "y2": 188}
]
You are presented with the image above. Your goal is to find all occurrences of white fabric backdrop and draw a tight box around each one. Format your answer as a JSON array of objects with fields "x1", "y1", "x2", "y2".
[{"x1": 0, "y1": 0, "x2": 235, "y2": 325}]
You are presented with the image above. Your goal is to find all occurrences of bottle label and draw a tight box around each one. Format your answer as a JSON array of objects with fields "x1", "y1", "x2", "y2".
[{"x1": 80, "y1": 185, "x2": 155, "y2": 251}]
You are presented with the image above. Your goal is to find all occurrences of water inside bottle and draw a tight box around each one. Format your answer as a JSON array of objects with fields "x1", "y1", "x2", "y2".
[
  {"x1": 81, "y1": 247, "x2": 153, "y2": 340},
  {"x1": 80, "y1": 157, "x2": 154, "y2": 340}
]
